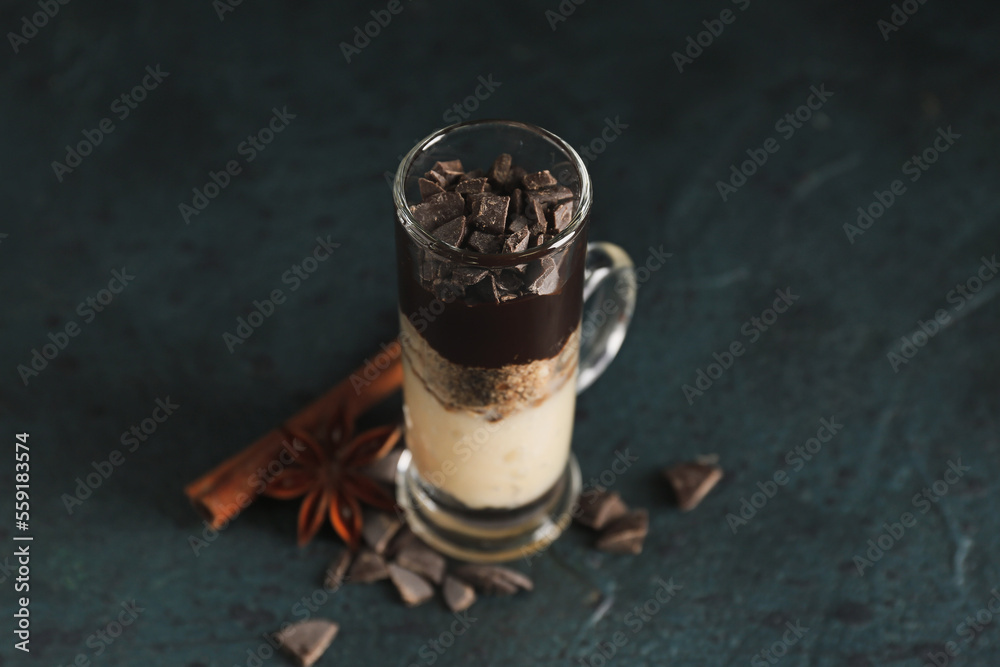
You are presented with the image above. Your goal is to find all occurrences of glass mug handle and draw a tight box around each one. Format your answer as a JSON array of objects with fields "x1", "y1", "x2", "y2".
[{"x1": 577, "y1": 242, "x2": 637, "y2": 393}]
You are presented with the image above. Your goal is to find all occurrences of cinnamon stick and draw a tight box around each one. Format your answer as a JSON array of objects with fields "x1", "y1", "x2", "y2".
[{"x1": 184, "y1": 341, "x2": 403, "y2": 529}]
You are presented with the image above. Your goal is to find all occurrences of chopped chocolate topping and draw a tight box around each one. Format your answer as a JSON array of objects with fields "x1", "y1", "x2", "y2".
[
  {"x1": 503, "y1": 226, "x2": 530, "y2": 254},
  {"x1": 664, "y1": 461, "x2": 723, "y2": 511},
  {"x1": 472, "y1": 272, "x2": 500, "y2": 302},
  {"x1": 552, "y1": 200, "x2": 574, "y2": 232},
  {"x1": 451, "y1": 266, "x2": 489, "y2": 286},
  {"x1": 467, "y1": 230, "x2": 503, "y2": 254},
  {"x1": 443, "y1": 575, "x2": 477, "y2": 612},
  {"x1": 411, "y1": 191, "x2": 464, "y2": 231},
  {"x1": 487, "y1": 153, "x2": 512, "y2": 187},
  {"x1": 511, "y1": 188, "x2": 524, "y2": 216},
  {"x1": 418, "y1": 177, "x2": 445, "y2": 200},
  {"x1": 469, "y1": 193, "x2": 510, "y2": 234},
  {"x1": 509, "y1": 215, "x2": 529, "y2": 234},
  {"x1": 394, "y1": 542, "x2": 447, "y2": 584},
  {"x1": 527, "y1": 257, "x2": 559, "y2": 294},
  {"x1": 508, "y1": 165, "x2": 526, "y2": 189},
  {"x1": 522, "y1": 170, "x2": 558, "y2": 190},
  {"x1": 387, "y1": 563, "x2": 435, "y2": 607},
  {"x1": 423, "y1": 169, "x2": 449, "y2": 188},
  {"x1": 458, "y1": 168, "x2": 484, "y2": 181},
  {"x1": 452, "y1": 564, "x2": 533, "y2": 596},
  {"x1": 273, "y1": 619, "x2": 339, "y2": 667},
  {"x1": 434, "y1": 216, "x2": 467, "y2": 248},
  {"x1": 455, "y1": 177, "x2": 489, "y2": 194},
  {"x1": 528, "y1": 185, "x2": 574, "y2": 208},
  {"x1": 432, "y1": 159, "x2": 464, "y2": 180},
  {"x1": 595, "y1": 509, "x2": 649, "y2": 554},
  {"x1": 575, "y1": 488, "x2": 628, "y2": 530}
]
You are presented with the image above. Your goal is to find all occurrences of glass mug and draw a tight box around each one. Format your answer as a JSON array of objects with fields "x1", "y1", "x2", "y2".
[{"x1": 393, "y1": 120, "x2": 636, "y2": 562}]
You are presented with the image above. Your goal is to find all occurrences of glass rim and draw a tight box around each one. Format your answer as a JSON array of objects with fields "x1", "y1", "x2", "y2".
[{"x1": 393, "y1": 119, "x2": 593, "y2": 267}]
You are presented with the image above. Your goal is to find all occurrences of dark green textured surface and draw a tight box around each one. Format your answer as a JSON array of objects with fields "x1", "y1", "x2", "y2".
[{"x1": 2, "y1": 1, "x2": 999, "y2": 665}]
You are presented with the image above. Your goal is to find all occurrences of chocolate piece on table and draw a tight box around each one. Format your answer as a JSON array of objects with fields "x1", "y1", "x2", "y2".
[
  {"x1": 552, "y1": 200, "x2": 574, "y2": 232},
  {"x1": 595, "y1": 509, "x2": 649, "y2": 555},
  {"x1": 387, "y1": 563, "x2": 435, "y2": 607},
  {"x1": 361, "y1": 511, "x2": 402, "y2": 555},
  {"x1": 394, "y1": 542, "x2": 447, "y2": 584},
  {"x1": 323, "y1": 548, "x2": 353, "y2": 590},
  {"x1": 418, "y1": 177, "x2": 445, "y2": 200},
  {"x1": 664, "y1": 462, "x2": 723, "y2": 511},
  {"x1": 410, "y1": 191, "x2": 464, "y2": 231},
  {"x1": 487, "y1": 153, "x2": 512, "y2": 187},
  {"x1": 510, "y1": 188, "x2": 524, "y2": 217},
  {"x1": 434, "y1": 215, "x2": 467, "y2": 248},
  {"x1": 470, "y1": 193, "x2": 510, "y2": 234},
  {"x1": 575, "y1": 488, "x2": 628, "y2": 530},
  {"x1": 385, "y1": 526, "x2": 421, "y2": 559},
  {"x1": 466, "y1": 230, "x2": 503, "y2": 254},
  {"x1": 273, "y1": 619, "x2": 339, "y2": 667},
  {"x1": 443, "y1": 575, "x2": 477, "y2": 613},
  {"x1": 528, "y1": 185, "x2": 574, "y2": 207},
  {"x1": 347, "y1": 548, "x2": 389, "y2": 583},
  {"x1": 452, "y1": 564, "x2": 533, "y2": 596},
  {"x1": 454, "y1": 177, "x2": 489, "y2": 194},
  {"x1": 522, "y1": 170, "x2": 558, "y2": 190},
  {"x1": 503, "y1": 226, "x2": 530, "y2": 254}
]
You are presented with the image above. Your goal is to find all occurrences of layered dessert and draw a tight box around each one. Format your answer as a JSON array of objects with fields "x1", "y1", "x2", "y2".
[{"x1": 397, "y1": 154, "x2": 585, "y2": 509}]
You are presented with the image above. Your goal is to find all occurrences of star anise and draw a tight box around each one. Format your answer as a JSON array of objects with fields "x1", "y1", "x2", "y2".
[{"x1": 263, "y1": 421, "x2": 402, "y2": 549}]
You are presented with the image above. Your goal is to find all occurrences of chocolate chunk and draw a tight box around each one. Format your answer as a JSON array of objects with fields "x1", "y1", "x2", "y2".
[
  {"x1": 472, "y1": 273, "x2": 500, "y2": 302},
  {"x1": 510, "y1": 188, "x2": 525, "y2": 216},
  {"x1": 508, "y1": 165, "x2": 526, "y2": 189},
  {"x1": 450, "y1": 266, "x2": 488, "y2": 286},
  {"x1": 452, "y1": 564, "x2": 533, "y2": 596},
  {"x1": 575, "y1": 488, "x2": 629, "y2": 530},
  {"x1": 419, "y1": 255, "x2": 439, "y2": 282},
  {"x1": 387, "y1": 563, "x2": 435, "y2": 607},
  {"x1": 459, "y1": 168, "x2": 484, "y2": 181},
  {"x1": 410, "y1": 191, "x2": 464, "y2": 231},
  {"x1": 496, "y1": 270, "x2": 524, "y2": 293},
  {"x1": 385, "y1": 526, "x2": 421, "y2": 559},
  {"x1": 323, "y1": 548, "x2": 352, "y2": 590},
  {"x1": 455, "y1": 177, "x2": 489, "y2": 194},
  {"x1": 394, "y1": 542, "x2": 447, "y2": 584},
  {"x1": 508, "y1": 215, "x2": 529, "y2": 234},
  {"x1": 418, "y1": 177, "x2": 445, "y2": 200},
  {"x1": 528, "y1": 185, "x2": 574, "y2": 207},
  {"x1": 361, "y1": 511, "x2": 402, "y2": 554},
  {"x1": 273, "y1": 619, "x2": 339, "y2": 667},
  {"x1": 522, "y1": 170, "x2": 558, "y2": 190},
  {"x1": 432, "y1": 159, "x2": 464, "y2": 179},
  {"x1": 527, "y1": 199, "x2": 549, "y2": 228},
  {"x1": 466, "y1": 230, "x2": 503, "y2": 254},
  {"x1": 595, "y1": 509, "x2": 649, "y2": 555},
  {"x1": 527, "y1": 256, "x2": 559, "y2": 293},
  {"x1": 470, "y1": 193, "x2": 510, "y2": 234},
  {"x1": 531, "y1": 233, "x2": 549, "y2": 248},
  {"x1": 503, "y1": 226, "x2": 530, "y2": 254},
  {"x1": 487, "y1": 153, "x2": 512, "y2": 187},
  {"x1": 552, "y1": 200, "x2": 574, "y2": 232},
  {"x1": 347, "y1": 548, "x2": 389, "y2": 583},
  {"x1": 434, "y1": 215, "x2": 467, "y2": 247},
  {"x1": 443, "y1": 575, "x2": 477, "y2": 613},
  {"x1": 664, "y1": 462, "x2": 723, "y2": 511},
  {"x1": 423, "y1": 169, "x2": 449, "y2": 188}
]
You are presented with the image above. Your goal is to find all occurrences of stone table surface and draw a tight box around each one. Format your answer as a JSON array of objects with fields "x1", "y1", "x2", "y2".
[{"x1": 2, "y1": 0, "x2": 999, "y2": 665}]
